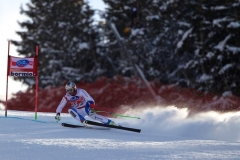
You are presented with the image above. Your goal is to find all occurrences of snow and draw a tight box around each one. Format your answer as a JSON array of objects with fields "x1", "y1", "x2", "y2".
[
  {"x1": 78, "y1": 42, "x2": 89, "y2": 50},
  {"x1": 206, "y1": 52, "x2": 214, "y2": 59},
  {"x1": 130, "y1": 28, "x2": 145, "y2": 36},
  {"x1": 177, "y1": 28, "x2": 193, "y2": 49},
  {"x1": 1, "y1": 107, "x2": 240, "y2": 160},
  {"x1": 198, "y1": 74, "x2": 212, "y2": 82},
  {"x1": 218, "y1": 63, "x2": 234, "y2": 75},
  {"x1": 146, "y1": 15, "x2": 160, "y2": 20},
  {"x1": 213, "y1": 17, "x2": 232, "y2": 27},
  {"x1": 227, "y1": 22, "x2": 240, "y2": 28},
  {"x1": 226, "y1": 45, "x2": 240, "y2": 54},
  {"x1": 214, "y1": 34, "x2": 231, "y2": 51},
  {"x1": 211, "y1": 6, "x2": 228, "y2": 10}
]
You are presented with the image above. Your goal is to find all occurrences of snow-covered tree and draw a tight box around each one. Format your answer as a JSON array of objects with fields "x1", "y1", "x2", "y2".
[
  {"x1": 11, "y1": 0, "x2": 240, "y2": 96},
  {"x1": 102, "y1": 0, "x2": 153, "y2": 77},
  {"x1": 11, "y1": 0, "x2": 98, "y2": 88},
  {"x1": 172, "y1": 0, "x2": 240, "y2": 95},
  {"x1": 103, "y1": 0, "x2": 240, "y2": 96}
]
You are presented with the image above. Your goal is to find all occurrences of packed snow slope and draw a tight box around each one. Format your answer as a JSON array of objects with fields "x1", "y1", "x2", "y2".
[{"x1": 1, "y1": 107, "x2": 240, "y2": 160}]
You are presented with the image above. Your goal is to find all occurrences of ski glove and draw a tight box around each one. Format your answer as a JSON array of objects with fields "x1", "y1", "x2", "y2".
[
  {"x1": 89, "y1": 108, "x2": 96, "y2": 116},
  {"x1": 55, "y1": 113, "x2": 61, "y2": 121}
]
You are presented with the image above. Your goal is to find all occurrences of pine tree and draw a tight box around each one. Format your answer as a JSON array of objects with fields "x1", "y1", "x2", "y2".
[
  {"x1": 11, "y1": 0, "x2": 97, "y2": 88},
  {"x1": 144, "y1": 0, "x2": 183, "y2": 83},
  {"x1": 102, "y1": 0, "x2": 154, "y2": 78},
  {"x1": 102, "y1": 0, "x2": 240, "y2": 96},
  {"x1": 172, "y1": 0, "x2": 240, "y2": 95},
  {"x1": 101, "y1": 0, "x2": 134, "y2": 77}
]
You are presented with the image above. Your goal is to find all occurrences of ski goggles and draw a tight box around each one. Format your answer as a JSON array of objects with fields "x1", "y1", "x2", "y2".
[{"x1": 66, "y1": 88, "x2": 74, "y2": 93}]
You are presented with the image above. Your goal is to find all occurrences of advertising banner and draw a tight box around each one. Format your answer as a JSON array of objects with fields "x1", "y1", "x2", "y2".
[
  {"x1": 8, "y1": 57, "x2": 38, "y2": 76},
  {"x1": 5, "y1": 42, "x2": 39, "y2": 120}
]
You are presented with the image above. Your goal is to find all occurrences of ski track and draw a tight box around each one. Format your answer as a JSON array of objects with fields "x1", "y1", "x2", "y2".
[{"x1": 0, "y1": 109, "x2": 240, "y2": 160}]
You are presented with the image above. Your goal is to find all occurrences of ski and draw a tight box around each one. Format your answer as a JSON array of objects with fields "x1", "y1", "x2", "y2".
[
  {"x1": 62, "y1": 123, "x2": 84, "y2": 128},
  {"x1": 62, "y1": 122, "x2": 110, "y2": 130},
  {"x1": 84, "y1": 120, "x2": 141, "y2": 133},
  {"x1": 62, "y1": 121, "x2": 141, "y2": 133}
]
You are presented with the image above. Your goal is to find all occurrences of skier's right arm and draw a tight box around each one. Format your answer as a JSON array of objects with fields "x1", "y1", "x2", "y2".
[{"x1": 56, "y1": 96, "x2": 67, "y2": 114}]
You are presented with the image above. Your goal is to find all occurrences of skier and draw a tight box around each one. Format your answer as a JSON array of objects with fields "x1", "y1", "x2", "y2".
[{"x1": 55, "y1": 81, "x2": 118, "y2": 126}]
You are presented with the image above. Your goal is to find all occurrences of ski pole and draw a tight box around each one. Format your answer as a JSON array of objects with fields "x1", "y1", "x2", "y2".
[{"x1": 96, "y1": 110, "x2": 141, "y2": 119}]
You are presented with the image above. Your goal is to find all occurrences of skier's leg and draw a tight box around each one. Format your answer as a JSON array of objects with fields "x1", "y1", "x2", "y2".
[
  {"x1": 89, "y1": 112, "x2": 113, "y2": 124},
  {"x1": 68, "y1": 107, "x2": 86, "y2": 123},
  {"x1": 85, "y1": 104, "x2": 116, "y2": 125}
]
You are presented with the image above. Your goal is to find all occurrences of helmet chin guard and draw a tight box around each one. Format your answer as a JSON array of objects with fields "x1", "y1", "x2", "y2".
[{"x1": 65, "y1": 82, "x2": 77, "y2": 95}]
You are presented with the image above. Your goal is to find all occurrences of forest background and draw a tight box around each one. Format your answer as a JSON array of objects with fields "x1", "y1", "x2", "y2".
[{"x1": 2, "y1": 0, "x2": 240, "y2": 115}]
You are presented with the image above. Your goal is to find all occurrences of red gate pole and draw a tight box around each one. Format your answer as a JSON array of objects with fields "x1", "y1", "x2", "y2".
[
  {"x1": 5, "y1": 41, "x2": 10, "y2": 117},
  {"x1": 34, "y1": 46, "x2": 39, "y2": 120}
]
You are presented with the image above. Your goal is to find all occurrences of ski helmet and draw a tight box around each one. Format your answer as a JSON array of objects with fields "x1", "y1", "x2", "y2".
[{"x1": 65, "y1": 81, "x2": 77, "y2": 94}]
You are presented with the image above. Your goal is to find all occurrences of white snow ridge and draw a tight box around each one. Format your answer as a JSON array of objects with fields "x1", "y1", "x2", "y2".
[{"x1": 1, "y1": 108, "x2": 240, "y2": 160}]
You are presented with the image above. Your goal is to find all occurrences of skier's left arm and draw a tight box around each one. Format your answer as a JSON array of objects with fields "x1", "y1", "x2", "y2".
[
  {"x1": 81, "y1": 89, "x2": 95, "y2": 115},
  {"x1": 81, "y1": 89, "x2": 95, "y2": 108}
]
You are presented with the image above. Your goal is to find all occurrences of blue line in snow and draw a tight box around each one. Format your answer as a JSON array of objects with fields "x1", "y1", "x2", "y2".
[{"x1": 0, "y1": 116, "x2": 49, "y2": 123}]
